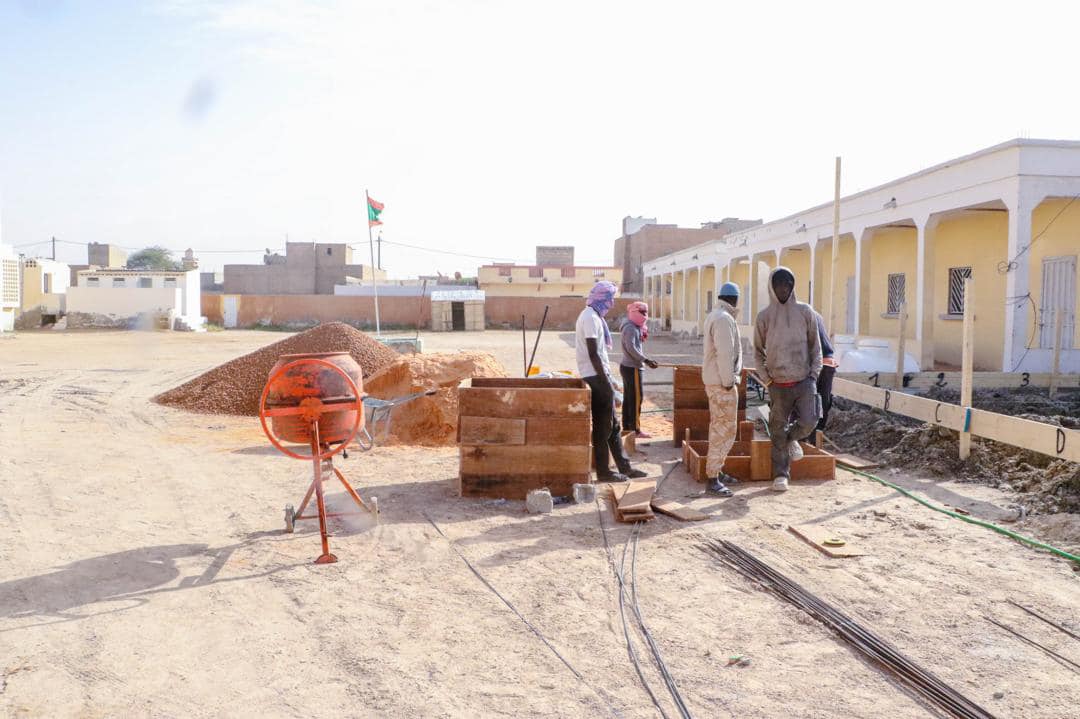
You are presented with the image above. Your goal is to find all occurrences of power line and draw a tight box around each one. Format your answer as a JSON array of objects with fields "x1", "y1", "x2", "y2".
[
  {"x1": 364, "y1": 238, "x2": 526, "y2": 263},
  {"x1": 997, "y1": 193, "x2": 1080, "y2": 274}
]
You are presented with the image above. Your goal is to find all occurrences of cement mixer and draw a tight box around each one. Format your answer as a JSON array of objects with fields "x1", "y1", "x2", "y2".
[{"x1": 259, "y1": 351, "x2": 378, "y2": 564}]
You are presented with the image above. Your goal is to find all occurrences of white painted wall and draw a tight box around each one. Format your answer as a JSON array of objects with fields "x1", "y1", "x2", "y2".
[
  {"x1": 76, "y1": 269, "x2": 201, "y2": 320},
  {"x1": 67, "y1": 286, "x2": 182, "y2": 318}
]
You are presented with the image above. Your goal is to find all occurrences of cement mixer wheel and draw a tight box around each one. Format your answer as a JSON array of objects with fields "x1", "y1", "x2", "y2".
[{"x1": 284, "y1": 505, "x2": 296, "y2": 533}]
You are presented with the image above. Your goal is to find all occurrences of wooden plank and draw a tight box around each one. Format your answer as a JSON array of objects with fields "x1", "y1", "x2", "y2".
[
  {"x1": 458, "y1": 387, "x2": 590, "y2": 419},
  {"x1": 788, "y1": 525, "x2": 866, "y2": 558},
  {"x1": 608, "y1": 483, "x2": 654, "y2": 522},
  {"x1": 458, "y1": 417, "x2": 525, "y2": 445},
  {"x1": 959, "y1": 277, "x2": 974, "y2": 460},
  {"x1": 832, "y1": 378, "x2": 966, "y2": 430},
  {"x1": 750, "y1": 437, "x2": 772, "y2": 480},
  {"x1": 895, "y1": 302, "x2": 907, "y2": 389},
  {"x1": 834, "y1": 453, "x2": 880, "y2": 470},
  {"x1": 651, "y1": 498, "x2": 708, "y2": 521},
  {"x1": 684, "y1": 440, "x2": 709, "y2": 481},
  {"x1": 459, "y1": 473, "x2": 587, "y2": 499},
  {"x1": 674, "y1": 387, "x2": 709, "y2": 409},
  {"x1": 673, "y1": 408, "x2": 710, "y2": 447},
  {"x1": 459, "y1": 444, "x2": 590, "y2": 475},
  {"x1": 617, "y1": 480, "x2": 656, "y2": 513},
  {"x1": 738, "y1": 420, "x2": 755, "y2": 442},
  {"x1": 838, "y1": 371, "x2": 1080, "y2": 391},
  {"x1": 525, "y1": 418, "x2": 591, "y2": 445},
  {"x1": 468, "y1": 377, "x2": 585, "y2": 389},
  {"x1": 673, "y1": 365, "x2": 704, "y2": 389},
  {"x1": 833, "y1": 378, "x2": 1080, "y2": 464}
]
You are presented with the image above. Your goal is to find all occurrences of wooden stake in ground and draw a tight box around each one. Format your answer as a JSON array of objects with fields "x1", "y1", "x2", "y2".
[
  {"x1": 828, "y1": 156, "x2": 842, "y2": 338},
  {"x1": 959, "y1": 278, "x2": 974, "y2": 460},
  {"x1": 895, "y1": 301, "x2": 907, "y2": 389},
  {"x1": 1049, "y1": 311, "x2": 1064, "y2": 399}
]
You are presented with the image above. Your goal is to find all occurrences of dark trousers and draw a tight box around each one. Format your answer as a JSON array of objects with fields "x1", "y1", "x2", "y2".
[
  {"x1": 619, "y1": 365, "x2": 643, "y2": 432},
  {"x1": 584, "y1": 374, "x2": 632, "y2": 476},
  {"x1": 815, "y1": 365, "x2": 835, "y2": 432},
  {"x1": 769, "y1": 377, "x2": 819, "y2": 479}
]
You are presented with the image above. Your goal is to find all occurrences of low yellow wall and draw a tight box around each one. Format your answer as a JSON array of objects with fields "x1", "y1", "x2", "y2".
[{"x1": 779, "y1": 247, "x2": 811, "y2": 303}]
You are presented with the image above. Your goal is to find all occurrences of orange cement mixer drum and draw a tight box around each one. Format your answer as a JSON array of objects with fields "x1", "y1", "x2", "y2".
[{"x1": 259, "y1": 352, "x2": 364, "y2": 460}]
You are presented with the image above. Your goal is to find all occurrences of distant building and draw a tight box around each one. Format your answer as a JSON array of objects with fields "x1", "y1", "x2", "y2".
[
  {"x1": 224, "y1": 242, "x2": 387, "y2": 295},
  {"x1": 201, "y1": 271, "x2": 224, "y2": 293},
  {"x1": 478, "y1": 247, "x2": 622, "y2": 297},
  {"x1": 17, "y1": 258, "x2": 70, "y2": 327},
  {"x1": 0, "y1": 242, "x2": 18, "y2": 332},
  {"x1": 614, "y1": 216, "x2": 761, "y2": 295},
  {"x1": 68, "y1": 242, "x2": 129, "y2": 286},
  {"x1": 67, "y1": 268, "x2": 204, "y2": 330},
  {"x1": 87, "y1": 242, "x2": 127, "y2": 268},
  {"x1": 535, "y1": 246, "x2": 574, "y2": 266},
  {"x1": 182, "y1": 248, "x2": 199, "y2": 271}
]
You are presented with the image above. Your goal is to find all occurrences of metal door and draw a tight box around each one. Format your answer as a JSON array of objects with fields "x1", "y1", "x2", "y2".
[
  {"x1": 451, "y1": 302, "x2": 466, "y2": 331},
  {"x1": 1039, "y1": 255, "x2": 1076, "y2": 349},
  {"x1": 223, "y1": 296, "x2": 238, "y2": 329}
]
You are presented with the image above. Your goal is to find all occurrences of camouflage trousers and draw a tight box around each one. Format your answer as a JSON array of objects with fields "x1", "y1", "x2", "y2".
[{"x1": 705, "y1": 384, "x2": 739, "y2": 478}]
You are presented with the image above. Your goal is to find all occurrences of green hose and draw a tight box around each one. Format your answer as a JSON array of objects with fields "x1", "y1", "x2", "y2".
[{"x1": 844, "y1": 467, "x2": 1080, "y2": 565}]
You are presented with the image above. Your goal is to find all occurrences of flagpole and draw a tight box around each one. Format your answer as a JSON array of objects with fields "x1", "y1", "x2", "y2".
[{"x1": 365, "y1": 188, "x2": 382, "y2": 336}]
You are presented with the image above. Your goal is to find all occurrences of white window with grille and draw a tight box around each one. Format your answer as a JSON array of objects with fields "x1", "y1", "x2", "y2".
[
  {"x1": 947, "y1": 267, "x2": 972, "y2": 315},
  {"x1": 1039, "y1": 255, "x2": 1076, "y2": 349},
  {"x1": 137, "y1": 277, "x2": 153, "y2": 288},
  {"x1": 886, "y1": 273, "x2": 906, "y2": 315},
  {"x1": 1, "y1": 260, "x2": 18, "y2": 305},
  {"x1": 113, "y1": 277, "x2": 126, "y2": 288}
]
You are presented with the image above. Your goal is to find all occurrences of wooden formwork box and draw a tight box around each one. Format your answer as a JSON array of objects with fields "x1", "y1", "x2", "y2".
[
  {"x1": 682, "y1": 426, "x2": 836, "y2": 482},
  {"x1": 673, "y1": 365, "x2": 749, "y2": 447},
  {"x1": 457, "y1": 377, "x2": 591, "y2": 499}
]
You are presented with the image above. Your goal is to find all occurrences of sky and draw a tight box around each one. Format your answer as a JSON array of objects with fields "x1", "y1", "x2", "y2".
[{"x1": 3, "y1": 0, "x2": 1080, "y2": 277}]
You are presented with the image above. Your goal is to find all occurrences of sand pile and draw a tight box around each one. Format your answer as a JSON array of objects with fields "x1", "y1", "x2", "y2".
[
  {"x1": 364, "y1": 351, "x2": 507, "y2": 446},
  {"x1": 154, "y1": 322, "x2": 399, "y2": 416},
  {"x1": 828, "y1": 393, "x2": 1080, "y2": 515}
]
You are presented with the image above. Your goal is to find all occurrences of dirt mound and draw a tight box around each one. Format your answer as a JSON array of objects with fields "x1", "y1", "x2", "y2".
[
  {"x1": 828, "y1": 396, "x2": 1080, "y2": 516},
  {"x1": 364, "y1": 352, "x2": 507, "y2": 446},
  {"x1": 154, "y1": 322, "x2": 399, "y2": 416}
]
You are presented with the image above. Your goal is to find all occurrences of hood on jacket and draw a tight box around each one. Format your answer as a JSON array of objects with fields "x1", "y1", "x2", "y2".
[{"x1": 767, "y1": 266, "x2": 797, "y2": 305}]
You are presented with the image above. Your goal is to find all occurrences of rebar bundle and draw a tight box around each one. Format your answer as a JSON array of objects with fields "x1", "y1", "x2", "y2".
[{"x1": 701, "y1": 539, "x2": 996, "y2": 719}]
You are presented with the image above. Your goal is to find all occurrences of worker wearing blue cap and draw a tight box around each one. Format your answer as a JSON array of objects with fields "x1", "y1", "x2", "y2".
[{"x1": 701, "y1": 281, "x2": 743, "y2": 496}]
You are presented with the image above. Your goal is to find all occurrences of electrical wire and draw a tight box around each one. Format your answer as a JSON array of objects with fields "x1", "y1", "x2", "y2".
[
  {"x1": 997, "y1": 194, "x2": 1080, "y2": 275},
  {"x1": 1008, "y1": 293, "x2": 1040, "y2": 372},
  {"x1": 360, "y1": 238, "x2": 527, "y2": 263},
  {"x1": 842, "y1": 467, "x2": 1080, "y2": 565},
  {"x1": 423, "y1": 513, "x2": 622, "y2": 717}
]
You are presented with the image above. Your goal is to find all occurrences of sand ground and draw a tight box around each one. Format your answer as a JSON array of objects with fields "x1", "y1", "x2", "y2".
[{"x1": 1, "y1": 329, "x2": 1078, "y2": 718}]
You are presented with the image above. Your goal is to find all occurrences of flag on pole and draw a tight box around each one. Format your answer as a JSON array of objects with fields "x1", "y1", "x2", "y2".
[{"x1": 368, "y1": 196, "x2": 384, "y2": 226}]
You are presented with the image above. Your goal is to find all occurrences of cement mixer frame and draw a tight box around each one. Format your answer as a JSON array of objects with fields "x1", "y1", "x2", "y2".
[{"x1": 259, "y1": 356, "x2": 379, "y2": 564}]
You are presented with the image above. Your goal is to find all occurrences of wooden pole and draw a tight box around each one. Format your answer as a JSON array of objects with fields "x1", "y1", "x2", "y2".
[
  {"x1": 895, "y1": 302, "x2": 907, "y2": 389},
  {"x1": 959, "y1": 278, "x2": 974, "y2": 460},
  {"x1": 828, "y1": 157, "x2": 841, "y2": 338},
  {"x1": 1049, "y1": 311, "x2": 1064, "y2": 398}
]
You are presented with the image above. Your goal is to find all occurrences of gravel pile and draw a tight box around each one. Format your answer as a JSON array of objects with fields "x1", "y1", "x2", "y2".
[{"x1": 154, "y1": 322, "x2": 398, "y2": 416}]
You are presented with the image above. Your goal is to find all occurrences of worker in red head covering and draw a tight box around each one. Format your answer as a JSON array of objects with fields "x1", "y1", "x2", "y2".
[{"x1": 619, "y1": 301, "x2": 659, "y2": 438}]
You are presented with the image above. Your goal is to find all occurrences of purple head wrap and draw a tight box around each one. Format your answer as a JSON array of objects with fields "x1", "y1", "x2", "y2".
[{"x1": 587, "y1": 280, "x2": 618, "y2": 348}]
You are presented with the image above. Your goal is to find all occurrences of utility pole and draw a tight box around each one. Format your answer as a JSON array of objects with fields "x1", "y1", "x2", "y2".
[
  {"x1": 51, "y1": 236, "x2": 56, "y2": 260},
  {"x1": 377, "y1": 232, "x2": 382, "y2": 270}
]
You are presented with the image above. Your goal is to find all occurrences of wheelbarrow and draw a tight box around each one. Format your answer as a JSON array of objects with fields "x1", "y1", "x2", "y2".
[{"x1": 355, "y1": 389, "x2": 438, "y2": 450}]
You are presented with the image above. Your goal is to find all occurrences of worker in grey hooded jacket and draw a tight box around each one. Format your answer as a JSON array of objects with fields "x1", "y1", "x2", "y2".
[{"x1": 753, "y1": 266, "x2": 822, "y2": 492}]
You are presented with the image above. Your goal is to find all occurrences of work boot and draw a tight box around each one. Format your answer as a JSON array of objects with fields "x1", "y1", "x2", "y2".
[
  {"x1": 596, "y1": 472, "x2": 629, "y2": 483},
  {"x1": 772, "y1": 476, "x2": 789, "y2": 492},
  {"x1": 707, "y1": 477, "x2": 733, "y2": 497},
  {"x1": 622, "y1": 468, "x2": 648, "y2": 479},
  {"x1": 788, "y1": 441, "x2": 804, "y2": 461}
]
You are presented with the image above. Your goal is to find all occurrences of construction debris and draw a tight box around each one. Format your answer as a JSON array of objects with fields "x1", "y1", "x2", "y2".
[
  {"x1": 609, "y1": 481, "x2": 656, "y2": 522},
  {"x1": 526, "y1": 489, "x2": 554, "y2": 514},
  {"x1": 828, "y1": 393, "x2": 1080, "y2": 515}
]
